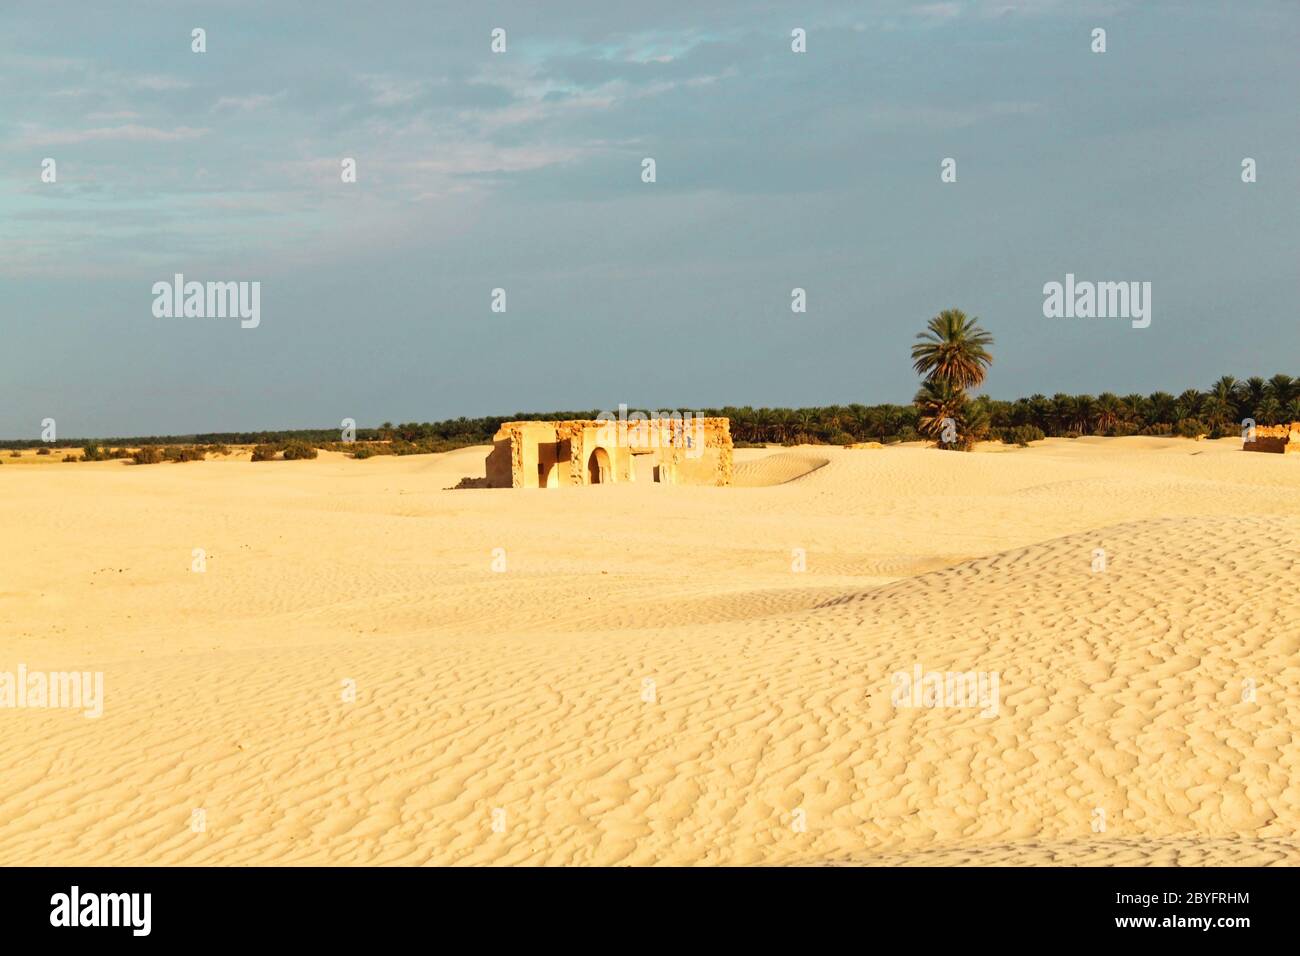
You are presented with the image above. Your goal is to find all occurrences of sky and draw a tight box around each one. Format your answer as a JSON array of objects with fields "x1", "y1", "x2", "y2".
[{"x1": 1, "y1": 0, "x2": 1297, "y2": 437}]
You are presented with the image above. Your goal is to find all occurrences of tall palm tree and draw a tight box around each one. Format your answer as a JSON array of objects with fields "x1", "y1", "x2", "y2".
[
  {"x1": 1175, "y1": 389, "x2": 1203, "y2": 423},
  {"x1": 1095, "y1": 393, "x2": 1122, "y2": 433},
  {"x1": 1073, "y1": 395, "x2": 1098, "y2": 434},
  {"x1": 1119, "y1": 394, "x2": 1145, "y2": 425},
  {"x1": 914, "y1": 379, "x2": 968, "y2": 446},
  {"x1": 1204, "y1": 377, "x2": 1242, "y2": 428},
  {"x1": 1243, "y1": 377, "x2": 1267, "y2": 418},
  {"x1": 911, "y1": 309, "x2": 994, "y2": 391},
  {"x1": 1267, "y1": 374, "x2": 1295, "y2": 408},
  {"x1": 1254, "y1": 396, "x2": 1282, "y2": 426},
  {"x1": 1147, "y1": 392, "x2": 1176, "y2": 425}
]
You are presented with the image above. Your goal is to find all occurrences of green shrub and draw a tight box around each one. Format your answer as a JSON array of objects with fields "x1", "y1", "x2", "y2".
[
  {"x1": 352, "y1": 445, "x2": 376, "y2": 459},
  {"x1": 132, "y1": 446, "x2": 163, "y2": 465},
  {"x1": 36, "y1": 447, "x2": 51, "y2": 456},
  {"x1": 251, "y1": 444, "x2": 280, "y2": 462},
  {"x1": 998, "y1": 424, "x2": 1046, "y2": 447},
  {"x1": 281, "y1": 440, "x2": 318, "y2": 460},
  {"x1": 1175, "y1": 419, "x2": 1206, "y2": 439}
]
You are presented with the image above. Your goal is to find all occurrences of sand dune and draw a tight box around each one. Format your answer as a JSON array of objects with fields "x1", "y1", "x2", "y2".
[
  {"x1": 1, "y1": 437, "x2": 1297, "y2": 865},
  {"x1": 732, "y1": 449, "x2": 830, "y2": 486}
]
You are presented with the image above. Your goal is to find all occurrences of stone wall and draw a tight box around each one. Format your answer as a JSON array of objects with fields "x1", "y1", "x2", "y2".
[
  {"x1": 484, "y1": 418, "x2": 734, "y2": 487},
  {"x1": 1244, "y1": 423, "x2": 1300, "y2": 454}
]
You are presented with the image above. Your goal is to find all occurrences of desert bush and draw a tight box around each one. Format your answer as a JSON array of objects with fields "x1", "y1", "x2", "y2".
[
  {"x1": 1063, "y1": 430, "x2": 1082, "y2": 440},
  {"x1": 998, "y1": 424, "x2": 1045, "y2": 446},
  {"x1": 1175, "y1": 418, "x2": 1206, "y2": 439},
  {"x1": 281, "y1": 440, "x2": 318, "y2": 460},
  {"x1": 36, "y1": 447, "x2": 51, "y2": 455},
  {"x1": 1141, "y1": 423, "x2": 1173, "y2": 436},
  {"x1": 251, "y1": 444, "x2": 280, "y2": 462},
  {"x1": 62, "y1": 453, "x2": 79, "y2": 462},
  {"x1": 8, "y1": 450, "x2": 19, "y2": 457},
  {"x1": 827, "y1": 430, "x2": 856, "y2": 446},
  {"x1": 82, "y1": 444, "x2": 106, "y2": 461},
  {"x1": 132, "y1": 446, "x2": 163, "y2": 465},
  {"x1": 351, "y1": 445, "x2": 376, "y2": 459},
  {"x1": 206, "y1": 444, "x2": 231, "y2": 456}
]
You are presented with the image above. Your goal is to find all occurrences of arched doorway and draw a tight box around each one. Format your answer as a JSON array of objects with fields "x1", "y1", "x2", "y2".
[
  {"x1": 537, "y1": 461, "x2": 559, "y2": 488},
  {"x1": 587, "y1": 447, "x2": 611, "y2": 484}
]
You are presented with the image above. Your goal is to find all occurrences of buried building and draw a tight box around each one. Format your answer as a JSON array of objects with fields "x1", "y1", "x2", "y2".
[
  {"x1": 485, "y1": 417, "x2": 733, "y2": 488},
  {"x1": 1243, "y1": 422, "x2": 1300, "y2": 454}
]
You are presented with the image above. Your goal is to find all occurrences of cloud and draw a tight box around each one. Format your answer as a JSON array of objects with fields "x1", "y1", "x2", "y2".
[
  {"x1": 356, "y1": 73, "x2": 431, "y2": 107},
  {"x1": 17, "y1": 124, "x2": 211, "y2": 146},
  {"x1": 213, "y1": 92, "x2": 285, "y2": 112},
  {"x1": 128, "y1": 74, "x2": 190, "y2": 92},
  {"x1": 85, "y1": 110, "x2": 143, "y2": 121}
]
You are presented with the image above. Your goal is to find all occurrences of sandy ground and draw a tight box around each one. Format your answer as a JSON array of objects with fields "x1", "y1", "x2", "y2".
[{"x1": 1, "y1": 437, "x2": 1297, "y2": 865}]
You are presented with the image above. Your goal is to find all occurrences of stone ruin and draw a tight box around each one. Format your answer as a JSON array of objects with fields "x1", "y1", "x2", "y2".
[
  {"x1": 1243, "y1": 422, "x2": 1300, "y2": 454},
  {"x1": 485, "y1": 416, "x2": 734, "y2": 488}
]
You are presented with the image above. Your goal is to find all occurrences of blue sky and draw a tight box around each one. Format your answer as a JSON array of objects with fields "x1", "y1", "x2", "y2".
[{"x1": 2, "y1": 0, "x2": 1297, "y2": 437}]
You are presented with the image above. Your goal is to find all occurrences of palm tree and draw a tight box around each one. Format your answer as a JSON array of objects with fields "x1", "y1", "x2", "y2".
[
  {"x1": 1147, "y1": 392, "x2": 1176, "y2": 425},
  {"x1": 911, "y1": 309, "x2": 994, "y2": 391},
  {"x1": 1122, "y1": 394, "x2": 1148, "y2": 426},
  {"x1": 1203, "y1": 377, "x2": 1241, "y2": 429},
  {"x1": 914, "y1": 379, "x2": 968, "y2": 446},
  {"x1": 1095, "y1": 393, "x2": 1122, "y2": 434},
  {"x1": 1206, "y1": 376, "x2": 1243, "y2": 427},
  {"x1": 1243, "y1": 377, "x2": 1267, "y2": 419},
  {"x1": 1254, "y1": 396, "x2": 1282, "y2": 426},
  {"x1": 1174, "y1": 389, "x2": 1203, "y2": 423},
  {"x1": 1073, "y1": 395, "x2": 1098, "y2": 434},
  {"x1": 1267, "y1": 374, "x2": 1295, "y2": 409},
  {"x1": 796, "y1": 408, "x2": 817, "y2": 442}
]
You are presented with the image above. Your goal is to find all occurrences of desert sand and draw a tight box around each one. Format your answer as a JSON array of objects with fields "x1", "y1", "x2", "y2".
[{"x1": 1, "y1": 437, "x2": 1297, "y2": 865}]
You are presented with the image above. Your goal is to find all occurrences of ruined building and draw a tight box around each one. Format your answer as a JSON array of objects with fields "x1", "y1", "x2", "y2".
[
  {"x1": 485, "y1": 417, "x2": 734, "y2": 488},
  {"x1": 1243, "y1": 423, "x2": 1300, "y2": 454}
]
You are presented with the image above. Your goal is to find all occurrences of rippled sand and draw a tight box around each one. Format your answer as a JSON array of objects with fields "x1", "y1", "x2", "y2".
[{"x1": 1, "y1": 437, "x2": 1296, "y2": 865}]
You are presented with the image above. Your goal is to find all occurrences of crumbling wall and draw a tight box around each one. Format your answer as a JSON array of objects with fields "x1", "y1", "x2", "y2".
[
  {"x1": 1244, "y1": 423, "x2": 1300, "y2": 454},
  {"x1": 485, "y1": 417, "x2": 734, "y2": 487}
]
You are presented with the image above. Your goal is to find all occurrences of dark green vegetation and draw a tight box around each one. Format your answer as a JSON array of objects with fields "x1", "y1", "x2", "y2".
[{"x1": 4, "y1": 375, "x2": 1296, "y2": 458}]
